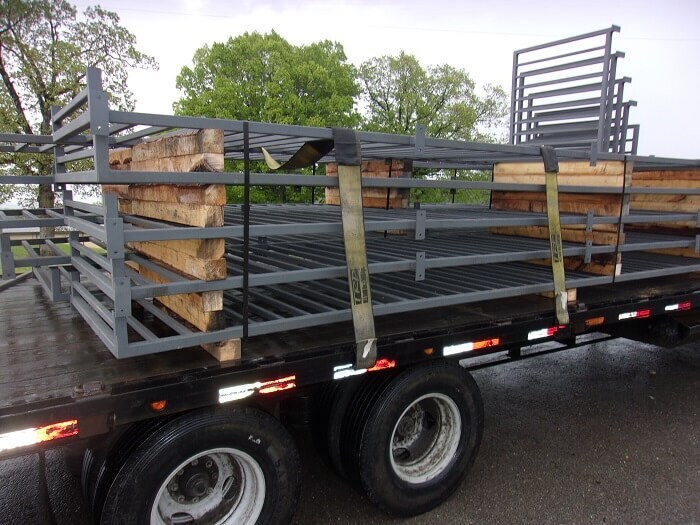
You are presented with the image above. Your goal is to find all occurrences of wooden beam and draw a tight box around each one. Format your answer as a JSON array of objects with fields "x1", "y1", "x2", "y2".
[
  {"x1": 131, "y1": 152, "x2": 224, "y2": 173},
  {"x1": 128, "y1": 240, "x2": 226, "y2": 281},
  {"x1": 131, "y1": 238, "x2": 225, "y2": 259},
  {"x1": 120, "y1": 184, "x2": 226, "y2": 206},
  {"x1": 528, "y1": 253, "x2": 621, "y2": 276},
  {"x1": 491, "y1": 193, "x2": 622, "y2": 216},
  {"x1": 494, "y1": 160, "x2": 624, "y2": 179},
  {"x1": 137, "y1": 263, "x2": 222, "y2": 312},
  {"x1": 490, "y1": 226, "x2": 622, "y2": 246},
  {"x1": 203, "y1": 339, "x2": 241, "y2": 362},
  {"x1": 132, "y1": 129, "x2": 223, "y2": 159},
  {"x1": 128, "y1": 200, "x2": 224, "y2": 227}
]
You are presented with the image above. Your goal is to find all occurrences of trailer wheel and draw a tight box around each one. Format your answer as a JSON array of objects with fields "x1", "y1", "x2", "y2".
[
  {"x1": 99, "y1": 406, "x2": 300, "y2": 525},
  {"x1": 357, "y1": 361, "x2": 483, "y2": 517},
  {"x1": 311, "y1": 376, "x2": 365, "y2": 478}
]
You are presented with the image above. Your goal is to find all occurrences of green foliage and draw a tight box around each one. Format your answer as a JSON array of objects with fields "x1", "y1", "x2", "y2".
[
  {"x1": 410, "y1": 170, "x2": 491, "y2": 205},
  {"x1": 0, "y1": 0, "x2": 156, "y2": 207},
  {"x1": 358, "y1": 52, "x2": 507, "y2": 141},
  {"x1": 174, "y1": 31, "x2": 359, "y2": 128},
  {"x1": 222, "y1": 159, "x2": 324, "y2": 205},
  {"x1": 175, "y1": 31, "x2": 359, "y2": 204}
]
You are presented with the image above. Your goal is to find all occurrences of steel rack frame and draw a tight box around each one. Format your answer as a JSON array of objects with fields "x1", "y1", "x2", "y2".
[
  {"x1": 0, "y1": 67, "x2": 698, "y2": 359},
  {"x1": 510, "y1": 26, "x2": 639, "y2": 155}
]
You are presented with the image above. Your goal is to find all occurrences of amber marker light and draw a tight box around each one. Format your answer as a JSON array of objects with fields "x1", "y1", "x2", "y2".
[
  {"x1": 585, "y1": 316, "x2": 605, "y2": 327},
  {"x1": 423, "y1": 347, "x2": 435, "y2": 356},
  {"x1": 149, "y1": 400, "x2": 167, "y2": 412}
]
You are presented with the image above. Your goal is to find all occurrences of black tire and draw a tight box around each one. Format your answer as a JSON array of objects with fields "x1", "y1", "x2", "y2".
[
  {"x1": 311, "y1": 376, "x2": 365, "y2": 479},
  {"x1": 63, "y1": 444, "x2": 86, "y2": 478},
  {"x1": 339, "y1": 372, "x2": 397, "y2": 484},
  {"x1": 99, "y1": 406, "x2": 300, "y2": 525},
  {"x1": 82, "y1": 418, "x2": 173, "y2": 524},
  {"x1": 356, "y1": 361, "x2": 483, "y2": 517}
]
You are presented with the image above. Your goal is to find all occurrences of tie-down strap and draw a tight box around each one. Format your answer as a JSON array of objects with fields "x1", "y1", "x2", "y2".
[
  {"x1": 541, "y1": 146, "x2": 570, "y2": 326},
  {"x1": 261, "y1": 129, "x2": 377, "y2": 368}
]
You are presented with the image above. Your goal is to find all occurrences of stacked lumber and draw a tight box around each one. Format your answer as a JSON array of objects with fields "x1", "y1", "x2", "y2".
[
  {"x1": 630, "y1": 169, "x2": 700, "y2": 227},
  {"x1": 490, "y1": 161, "x2": 626, "y2": 277},
  {"x1": 105, "y1": 130, "x2": 239, "y2": 361},
  {"x1": 629, "y1": 168, "x2": 700, "y2": 258},
  {"x1": 325, "y1": 159, "x2": 412, "y2": 208}
]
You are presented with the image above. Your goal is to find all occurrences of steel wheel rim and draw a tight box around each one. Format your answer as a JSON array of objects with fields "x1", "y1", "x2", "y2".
[
  {"x1": 150, "y1": 447, "x2": 265, "y2": 525},
  {"x1": 389, "y1": 393, "x2": 462, "y2": 484}
]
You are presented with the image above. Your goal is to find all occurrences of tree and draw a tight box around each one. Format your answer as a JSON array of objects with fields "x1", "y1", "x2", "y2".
[
  {"x1": 175, "y1": 31, "x2": 360, "y2": 204},
  {"x1": 0, "y1": 0, "x2": 156, "y2": 209},
  {"x1": 175, "y1": 31, "x2": 359, "y2": 127},
  {"x1": 358, "y1": 52, "x2": 507, "y2": 142},
  {"x1": 359, "y1": 52, "x2": 508, "y2": 205}
]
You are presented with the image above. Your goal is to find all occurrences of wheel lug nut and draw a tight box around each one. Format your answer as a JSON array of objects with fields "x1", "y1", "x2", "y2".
[
  {"x1": 207, "y1": 487, "x2": 214, "y2": 494},
  {"x1": 205, "y1": 460, "x2": 213, "y2": 468},
  {"x1": 177, "y1": 496, "x2": 185, "y2": 503},
  {"x1": 177, "y1": 469, "x2": 184, "y2": 476},
  {"x1": 170, "y1": 483, "x2": 178, "y2": 491},
  {"x1": 191, "y1": 459, "x2": 198, "y2": 466},
  {"x1": 193, "y1": 497, "x2": 200, "y2": 503}
]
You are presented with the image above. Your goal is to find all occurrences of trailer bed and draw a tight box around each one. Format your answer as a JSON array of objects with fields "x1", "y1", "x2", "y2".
[{"x1": 2, "y1": 272, "x2": 699, "y2": 417}]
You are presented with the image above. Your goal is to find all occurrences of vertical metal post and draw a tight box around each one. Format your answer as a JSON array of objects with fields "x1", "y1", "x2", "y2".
[
  {"x1": 51, "y1": 105, "x2": 79, "y2": 289},
  {"x1": 311, "y1": 163, "x2": 316, "y2": 204},
  {"x1": 86, "y1": 68, "x2": 110, "y2": 181},
  {"x1": 596, "y1": 30, "x2": 614, "y2": 153},
  {"x1": 612, "y1": 156, "x2": 632, "y2": 283},
  {"x1": 242, "y1": 122, "x2": 250, "y2": 339},
  {"x1": 509, "y1": 50, "x2": 519, "y2": 144},
  {"x1": 0, "y1": 233, "x2": 15, "y2": 280},
  {"x1": 104, "y1": 193, "x2": 130, "y2": 355},
  {"x1": 385, "y1": 160, "x2": 393, "y2": 210}
]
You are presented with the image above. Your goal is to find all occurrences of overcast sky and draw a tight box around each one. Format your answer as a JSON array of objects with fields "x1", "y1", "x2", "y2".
[{"x1": 72, "y1": 0, "x2": 699, "y2": 158}]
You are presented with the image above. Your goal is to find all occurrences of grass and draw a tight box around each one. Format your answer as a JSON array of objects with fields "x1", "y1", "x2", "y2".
[{"x1": 0, "y1": 242, "x2": 104, "y2": 275}]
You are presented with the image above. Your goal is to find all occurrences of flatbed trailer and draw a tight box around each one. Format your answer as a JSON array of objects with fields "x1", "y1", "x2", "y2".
[
  {"x1": 2, "y1": 270, "x2": 699, "y2": 523},
  {"x1": 1, "y1": 55, "x2": 700, "y2": 523}
]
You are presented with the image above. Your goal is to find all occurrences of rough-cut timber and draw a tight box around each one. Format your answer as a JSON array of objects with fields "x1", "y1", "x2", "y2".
[
  {"x1": 628, "y1": 168, "x2": 700, "y2": 257},
  {"x1": 114, "y1": 184, "x2": 226, "y2": 205},
  {"x1": 490, "y1": 161, "x2": 626, "y2": 276},
  {"x1": 491, "y1": 226, "x2": 622, "y2": 246},
  {"x1": 630, "y1": 169, "x2": 700, "y2": 218},
  {"x1": 127, "y1": 240, "x2": 226, "y2": 281},
  {"x1": 127, "y1": 200, "x2": 224, "y2": 228},
  {"x1": 131, "y1": 129, "x2": 223, "y2": 161},
  {"x1": 325, "y1": 159, "x2": 412, "y2": 209},
  {"x1": 137, "y1": 263, "x2": 223, "y2": 315},
  {"x1": 107, "y1": 130, "x2": 236, "y2": 360},
  {"x1": 103, "y1": 148, "x2": 133, "y2": 198}
]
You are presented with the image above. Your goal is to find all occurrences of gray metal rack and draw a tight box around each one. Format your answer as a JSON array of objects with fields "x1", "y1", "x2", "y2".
[
  {"x1": 510, "y1": 26, "x2": 639, "y2": 154},
  {"x1": 0, "y1": 65, "x2": 698, "y2": 359}
]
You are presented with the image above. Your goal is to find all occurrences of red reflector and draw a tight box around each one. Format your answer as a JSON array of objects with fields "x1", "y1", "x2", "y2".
[
  {"x1": 638, "y1": 309, "x2": 650, "y2": 319},
  {"x1": 472, "y1": 338, "x2": 500, "y2": 350},
  {"x1": 679, "y1": 302, "x2": 692, "y2": 311},
  {"x1": 368, "y1": 358, "x2": 396, "y2": 372},
  {"x1": 37, "y1": 420, "x2": 79, "y2": 443},
  {"x1": 258, "y1": 375, "x2": 296, "y2": 395},
  {"x1": 0, "y1": 420, "x2": 78, "y2": 453}
]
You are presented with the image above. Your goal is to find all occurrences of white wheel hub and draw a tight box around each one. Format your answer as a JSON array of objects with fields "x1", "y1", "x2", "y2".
[
  {"x1": 390, "y1": 393, "x2": 462, "y2": 484},
  {"x1": 151, "y1": 448, "x2": 265, "y2": 525}
]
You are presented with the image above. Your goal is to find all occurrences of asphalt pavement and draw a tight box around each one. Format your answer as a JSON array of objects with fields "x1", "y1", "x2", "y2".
[{"x1": 1, "y1": 338, "x2": 698, "y2": 524}]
